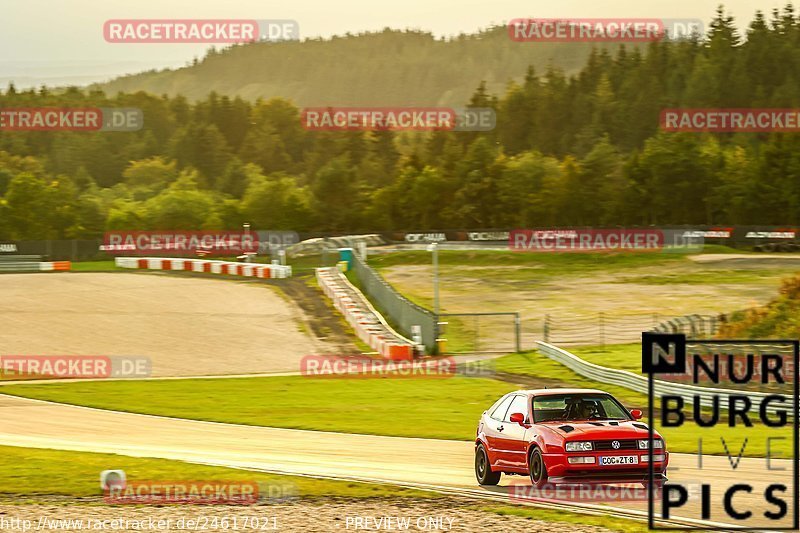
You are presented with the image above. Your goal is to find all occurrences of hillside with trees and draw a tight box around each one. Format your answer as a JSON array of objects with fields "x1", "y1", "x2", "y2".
[
  {"x1": 2, "y1": 6, "x2": 800, "y2": 239},
  {"x1": 93, "y1": 27, "x2": 614, "y2": 106}
]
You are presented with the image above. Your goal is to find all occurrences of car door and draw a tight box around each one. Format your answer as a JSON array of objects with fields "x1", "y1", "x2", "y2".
[
  {"x1": 484, "y1": 394, "x2": 514, "y2": 466},
  {"x1": 495, "y1": 394, "x2": 531, "y2": 470}
]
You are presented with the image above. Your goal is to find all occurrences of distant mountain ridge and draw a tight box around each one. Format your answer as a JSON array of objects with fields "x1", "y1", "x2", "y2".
[{"x1": 92, "y1": 26, "x2": 624, "y2": 106}]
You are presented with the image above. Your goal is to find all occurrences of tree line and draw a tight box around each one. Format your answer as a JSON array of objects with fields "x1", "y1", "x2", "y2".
[{"x1": 2, "y1": 5, "x2": 800, "y2": 240}]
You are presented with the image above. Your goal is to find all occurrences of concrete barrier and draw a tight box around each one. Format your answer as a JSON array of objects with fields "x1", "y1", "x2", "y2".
[{"x1": 316, "y1": 267, "x2": 416, "y2": 360}]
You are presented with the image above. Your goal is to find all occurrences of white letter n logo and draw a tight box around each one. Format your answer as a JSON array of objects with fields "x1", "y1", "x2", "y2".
[{"x1": 642, "y1": 332, "x2": 686, "y2": 374}]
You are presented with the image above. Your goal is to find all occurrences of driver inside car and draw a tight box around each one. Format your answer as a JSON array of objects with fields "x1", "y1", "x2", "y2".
[{"x1": 563, "y1": 399, "x2": 598, "y2": 420}]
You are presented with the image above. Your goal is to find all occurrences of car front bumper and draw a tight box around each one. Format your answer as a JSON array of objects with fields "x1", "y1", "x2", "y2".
[{"x1": 543, "y1": 451, "x2": 669, "y2": 483}]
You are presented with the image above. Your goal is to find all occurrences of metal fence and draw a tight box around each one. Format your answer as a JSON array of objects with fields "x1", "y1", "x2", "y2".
[
  {"x1": 350, "y1": 251, "x2": 438, "y2": 352},
  {"x1": 651, "y1": 313, "x2": 721, "y2": 338},
  {"x1": 438, "y1": 312, "x2": 521, "y2": 354},
  {"x1": 518, "y1": 312, "x2": 727, "y2": 347},
  {"x1": 539, "y1": 313, "x2": 666, "y2": 346}
]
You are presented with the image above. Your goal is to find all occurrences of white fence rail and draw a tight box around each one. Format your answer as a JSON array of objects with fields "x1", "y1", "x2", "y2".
[{"x1": 536, "y1": 341, "x2": 788, "y2": 415}]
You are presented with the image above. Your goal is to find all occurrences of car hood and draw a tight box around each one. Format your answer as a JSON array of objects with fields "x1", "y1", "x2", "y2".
[{"x1": 541, "y1": 420, "x2": 661, "y2": 439}]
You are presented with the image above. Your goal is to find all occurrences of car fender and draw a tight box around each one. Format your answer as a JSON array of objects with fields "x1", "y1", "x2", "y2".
[{"x1": 525, "y1": 434, "x2": 546, "y2": 465}]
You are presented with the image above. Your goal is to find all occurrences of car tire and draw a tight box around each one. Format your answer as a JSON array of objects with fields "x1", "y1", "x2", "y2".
[
  {"x1": 475, "y1": 443, "x2": 501, "y2": 486},
  {"x1": 528, "y1": 447, "x2": 548, "y2": 488}
]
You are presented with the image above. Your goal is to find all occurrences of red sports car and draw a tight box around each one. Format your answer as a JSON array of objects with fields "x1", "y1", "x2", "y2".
[{"x1": 475, "y1": 388, "x2": 668, "y2": 487}]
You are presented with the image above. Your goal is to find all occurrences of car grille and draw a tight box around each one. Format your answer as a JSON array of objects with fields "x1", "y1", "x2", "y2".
[{"x1": 593, "y1": 439, "x2": 638, "y2": 451}]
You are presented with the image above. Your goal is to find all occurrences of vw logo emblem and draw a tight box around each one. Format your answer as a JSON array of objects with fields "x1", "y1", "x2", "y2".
[{"x1": 612, "y1": 440, "x2": 621, "y2": 449}]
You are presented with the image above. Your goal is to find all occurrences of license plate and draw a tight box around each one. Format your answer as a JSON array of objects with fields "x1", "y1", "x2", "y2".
[{"x1": 599, "y1": 455, "x2": 639, "y2": 466}]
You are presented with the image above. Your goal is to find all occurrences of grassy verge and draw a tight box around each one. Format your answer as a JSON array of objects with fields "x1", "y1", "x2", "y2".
[
  {"x1": 68, "y1": 261, "x2": 119, "y2": 272},
  {"x1": 569, "y1": 344, "x2": 641, "y2": 373},
  {"x1": 0, "y1": 446, "x2": 642, "y2": 531},
  {"x1": 2, "y1": 357, "x2": 792, "y2": 457},
  {"x1": 0, "y1": 445, "x2": 429, "y2": 500},
  {"x1": 369, "y1": 249, "x2": 691, "y2": 275},
  {"x1": 494, "y1": 351, "x2": 649, "y2": 406},
  {"x1": 0, "y1": 376, "x2": 512, "y2": 441}
]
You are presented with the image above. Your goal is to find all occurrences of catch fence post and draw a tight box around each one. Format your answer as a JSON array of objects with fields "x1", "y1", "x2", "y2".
[
  {"x1": 599, "y1": 312, "x2": 605, "y2": 347},
  {"x1": 543, "y1": 314, "x2": 550, "y2": 343}
]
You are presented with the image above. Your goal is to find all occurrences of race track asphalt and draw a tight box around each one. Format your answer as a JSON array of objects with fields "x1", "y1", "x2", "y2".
[{"x1": 0, "y1": 394, "x2": 794, "y2": 529}]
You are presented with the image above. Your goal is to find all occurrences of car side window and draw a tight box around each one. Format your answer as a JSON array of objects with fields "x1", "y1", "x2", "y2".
[
  {"x1": 504, "y1": 395, "x2": 529, "y2": 422},
  {"x1": 490, "y1": 395, "x2": 514, "y2": 421}
]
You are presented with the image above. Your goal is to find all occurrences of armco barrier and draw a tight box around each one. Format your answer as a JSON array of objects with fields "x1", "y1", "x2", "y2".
[
  {"x1": 536, "y1": 341, "x2": 788, "y2": 415},
  {"x1": 0, "y1": 260, "x2": 71, "y2": 272},
  {"x1": 316, "y1": 267, "x2": 415, "y2": 360},
  {"x1": 115, "y1": 257, "x2": 292, "y2": 278}
]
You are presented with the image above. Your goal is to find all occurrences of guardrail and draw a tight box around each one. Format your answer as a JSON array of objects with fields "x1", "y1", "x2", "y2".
[
  {"x1": 0, "y1": 258, "x2": 71, "y2": 273},
  {"x1": 115, "y1": 257, "x2": 292, "y2": 278},
  {"x1": 316, "y1": 267, "x2": 415, "y2": 360},
  {"x1": 535, "y1": 341, "x2": 788, "y2": 415}
]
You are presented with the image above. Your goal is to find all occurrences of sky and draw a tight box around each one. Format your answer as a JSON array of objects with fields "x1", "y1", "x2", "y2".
[{"x1": 0, "y1": 0, "x2": 791, "y2": 87}]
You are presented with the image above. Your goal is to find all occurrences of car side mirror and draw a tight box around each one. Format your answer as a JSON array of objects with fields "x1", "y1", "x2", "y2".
[
  {"x1": 630, "y1": 409, "x2": 643, "y2": 420},
  {"x1": 509, "y1": 412, "x2": 526, "y2": 425}
]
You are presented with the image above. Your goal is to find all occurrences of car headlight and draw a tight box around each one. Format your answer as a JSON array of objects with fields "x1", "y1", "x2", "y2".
[
  {"x1": 565, "y1": 441, "x2": 593, "y2": 452},
  {"x1": 637, "y1": 439, "x2": 664, "y2": 450}
]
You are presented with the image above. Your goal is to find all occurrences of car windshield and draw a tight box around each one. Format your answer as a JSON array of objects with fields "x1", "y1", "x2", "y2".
[{"x1": 532, "y1": 394, "x2": 631, "y2": 422}]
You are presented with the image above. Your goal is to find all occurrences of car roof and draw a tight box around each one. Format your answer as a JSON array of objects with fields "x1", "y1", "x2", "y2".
[{"x1": 510, "y1": 388, "x2": 609, "y2": 396}]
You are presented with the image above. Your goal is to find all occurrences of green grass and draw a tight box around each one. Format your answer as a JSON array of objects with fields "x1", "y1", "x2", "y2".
[
  {"x1": 0, "y1": 445, "x2": 429, "y2": 500},
  {"x1": 68, "y1": 261, "x2": 119, "y2": 272},
  {"x1": 0, "y1": 376, "x2": 513, "y2": 441},
  {"x1": 369, "y1": 245, "x2": 739, "y2": 274},
  {"x1": 494, "y1": 351, "x2": 648, "y2": 407},
  {"x1": 613, "y1": 269, "x2": 797, "y2": 285},
  {"x1": 0, "y1": 446, "x2": 642, "y2": 531},
  {"x1": 570, "y1": 344, "x2": 641, "y2": 373},
  {"x1": 369, "y1": 249, "x2": 691, "y2": 282},
  {"x1": 2, "y1": 350, "x2": 792, "y2": 457}
]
